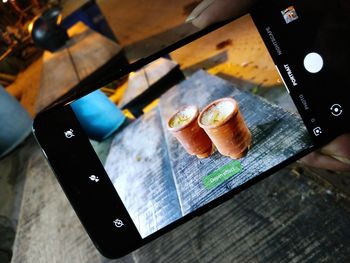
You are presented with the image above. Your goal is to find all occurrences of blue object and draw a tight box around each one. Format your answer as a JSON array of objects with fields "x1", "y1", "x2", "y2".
[
  {"x1": 0, "y1": 85, "x2": 32, "y2": 159},
  {"x1": 61, "y1": 1, "x2": 117, "y2": 42},
  {"x1": 71, "y1": 90, "x2": 125, "y2": 141},
  {"x1": 31, "y1": 7, "x2": 69, "y2": 52}
]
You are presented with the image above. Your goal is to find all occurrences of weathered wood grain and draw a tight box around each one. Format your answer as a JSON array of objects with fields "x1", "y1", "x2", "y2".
[
  {"x1": 158, "y1": 71, "x2": 312, "y2": 215},
  {"x1": 11, "y1": 145, "x2": 350, "y2": 262},
  {"x1": 35, "y1": 48, "x2": 79, "y2": 113},
  {"x1": 119, "y1": 58, "x2": 178, "y2": 108},
  {"x1": 35, "y1": 23, "x2": 121, "y2": 114},
  {"x1": 128, "y1": 166, "x2": 350, "y2": 263},
  {"x1": 104, "y1": 109, "x2": 182, "y2": 238},
  {"x1": 0, "y1": 136, "x2": 37, "y2": 263},
  {"x1": 10, "y1": 147, "x2": 103, "y2": 263},
  {"x1": 103, "y1": 71, "x2": 312, "y2": 238},
  {"x1": 67, "y1": 27, "x2": 122, "y2": 81}
]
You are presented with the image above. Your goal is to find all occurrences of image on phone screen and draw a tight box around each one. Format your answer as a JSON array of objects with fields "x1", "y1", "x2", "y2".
[{"x1": 69, "y1": 15, "x2": 314, "y2": 238}]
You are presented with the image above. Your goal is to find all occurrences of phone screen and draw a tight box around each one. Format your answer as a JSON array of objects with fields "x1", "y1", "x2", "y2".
[{"x1": 69, "y1": 16, "x2": 314, "y2": 238}]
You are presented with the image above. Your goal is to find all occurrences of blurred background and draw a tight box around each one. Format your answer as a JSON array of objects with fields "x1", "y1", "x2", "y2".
[{"x1": 1, "y1": 0, "x2": 282, "y2": 117}]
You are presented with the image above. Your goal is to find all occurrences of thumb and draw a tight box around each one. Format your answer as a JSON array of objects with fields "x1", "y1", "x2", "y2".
[{"x1": 186, "y1": 0, "x2": 257, "y2": 29}]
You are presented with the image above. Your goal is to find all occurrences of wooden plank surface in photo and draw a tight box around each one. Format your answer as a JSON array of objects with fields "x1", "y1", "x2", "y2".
[
  {"x1": 104, "y1": 70, "x2": 313, "y2": 231},
  {"x1": 104, "y1": 109, "x2": 182, "y2": 238},
  {"x1": 158, "y1": 71, "x2": 313, "y2": 215},
  {"x1": 35, "y1": 23, "x2": 122, "y2": 114},
  {"x1": 35, "y1": 49, "x2": 79, "y2": 113}
]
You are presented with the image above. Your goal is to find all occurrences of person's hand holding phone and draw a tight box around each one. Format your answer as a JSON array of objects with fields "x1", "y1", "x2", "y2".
[
  {"x1": 187, "y1": 0, "x2": 350, "y2": 172},
  {"x1": 299, "y1": 134, "x2": 350, "y2": 172}
]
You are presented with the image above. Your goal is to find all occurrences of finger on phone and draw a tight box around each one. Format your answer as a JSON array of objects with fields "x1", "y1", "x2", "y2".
[
  {"x1": 186, "y1": 0, "x2": 256, "y2": 28},
  {"x1": 300, "y1": 151, "x2": 350, "y2": 172}
]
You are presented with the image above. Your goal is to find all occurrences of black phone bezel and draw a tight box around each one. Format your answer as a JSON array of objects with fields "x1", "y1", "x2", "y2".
[{"x1": 32, "y1": 0, "x2": 350, "y2": 258}]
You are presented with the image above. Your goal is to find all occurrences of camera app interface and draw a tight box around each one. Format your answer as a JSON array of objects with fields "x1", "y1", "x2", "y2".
[{"x1": 69, "y1": 1, "x2": 350, "y2": 238}]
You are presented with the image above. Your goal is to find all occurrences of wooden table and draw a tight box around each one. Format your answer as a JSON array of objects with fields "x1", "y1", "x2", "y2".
[
  {"x1": 10, "y1": 72, "x2": 350, "y2": 262},
  {"x1": 118, "y1": 57, "x2": 184, "y2": 116},
  {"x1": 35, "y1": 22, "x2": 123, "y2": 113}
]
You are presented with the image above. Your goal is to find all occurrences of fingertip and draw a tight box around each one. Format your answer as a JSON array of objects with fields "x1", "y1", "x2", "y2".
[
  {"x1": 186, "y1": 0, "x2": 216, "y2": 28},
  {"x1": 300, "y1": 152, "x2": 350, "y2": 172},
  {"x1": 191, "y1": 16, "x2": 211, "y2": 29},
  {"x1": 187, "y1": 0, "x2": 256, "y2": 29}
]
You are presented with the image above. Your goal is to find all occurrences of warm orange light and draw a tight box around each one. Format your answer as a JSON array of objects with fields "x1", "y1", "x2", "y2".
[
  {"x1": 56, "y1": 14, "x2": 62, "y2": 25},
  {"x1": 27, "y1": 21, "x2": 34, "y2": 33}
]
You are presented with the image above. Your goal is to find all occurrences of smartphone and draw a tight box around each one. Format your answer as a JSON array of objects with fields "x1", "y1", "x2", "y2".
[{"x1": 33, "y1": 0, "x2": 349, "y2": 258}]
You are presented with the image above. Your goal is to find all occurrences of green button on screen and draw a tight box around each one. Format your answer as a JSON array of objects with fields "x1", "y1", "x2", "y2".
[{"x1": 203, "y1": 161, "x2": 242, "y2": 190}]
